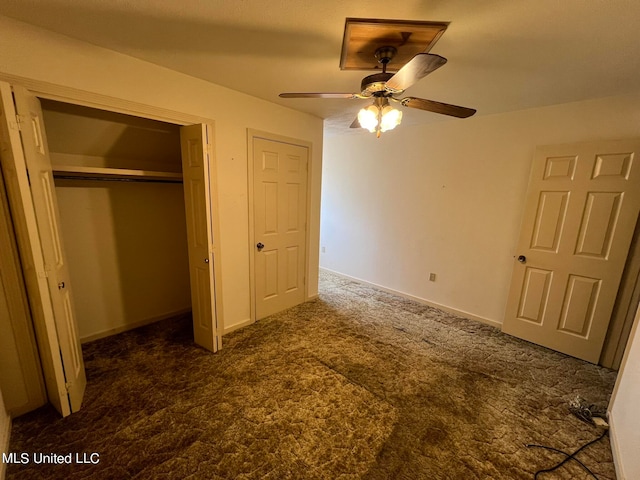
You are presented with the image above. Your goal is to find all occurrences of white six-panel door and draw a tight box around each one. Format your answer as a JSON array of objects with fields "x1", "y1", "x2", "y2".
[
  {"x1": 503, "y1": 139, "x2": 640, "y2": 363},
  {"x1": 253, "y1": 137, "x2": 308, "y2": 320}
]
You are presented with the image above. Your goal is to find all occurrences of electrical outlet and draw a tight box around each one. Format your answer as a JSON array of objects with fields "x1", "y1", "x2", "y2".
[{"x1": 429, "y1": 273, "x2": 436, "y2": 282}]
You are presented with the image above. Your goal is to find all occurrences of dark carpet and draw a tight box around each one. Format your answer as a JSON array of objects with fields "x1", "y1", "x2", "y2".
[{"x1": 7, "y1": 271, "x2": 617, "y2": 479}]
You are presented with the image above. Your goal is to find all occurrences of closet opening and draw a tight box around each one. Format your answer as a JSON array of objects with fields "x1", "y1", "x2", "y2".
[
  {"x1": 41, "y1": 99, "x2": 193, "y2": 346},
  {"x1": 1, "y1": 81, "x2": 221, "y2": 416}
]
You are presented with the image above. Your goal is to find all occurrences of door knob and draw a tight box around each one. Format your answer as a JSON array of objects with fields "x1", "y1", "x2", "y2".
[
  {"x1": 517, "y1": 255, "x2": 526, "y2": 264},
  {"x1": 204, "y1": 258, "x2": 209, "y2": 264},
  {"x1": 58, "y1": 281, "x2": 65, "y2": 289},
  {"x1": 256, "y1": 242, "x2": 264, "y2": 251}
]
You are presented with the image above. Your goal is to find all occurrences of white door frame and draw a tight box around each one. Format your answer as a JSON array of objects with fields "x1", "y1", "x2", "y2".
[
  {"x1": 247, "y1": 129, "x2": 313, "y2": 323},
  {"x1": 0, "y1": 72, "x2": 213, "y2": 127},
  {"x1": 601, "y1": 215, "x2": 640, "y2": 368}
]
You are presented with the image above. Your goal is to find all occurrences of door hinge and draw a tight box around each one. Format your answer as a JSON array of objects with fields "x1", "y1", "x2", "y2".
[
  {"x1": 65, "y1": 382, "x2": 72, "y2": 392},
  {"x1": 10, "y1": 114, "x2": 23, "y2": 131}
]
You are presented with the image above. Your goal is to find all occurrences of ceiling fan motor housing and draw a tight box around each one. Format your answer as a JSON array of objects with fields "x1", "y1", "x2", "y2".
[{"x1": 360, "y1": 72, "x2": 394, "y2": 96}]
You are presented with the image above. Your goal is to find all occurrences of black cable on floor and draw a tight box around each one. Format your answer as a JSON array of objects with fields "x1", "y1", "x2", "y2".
[{"x1": 525, "y1": 429, "x2": 608, "y2": 479}]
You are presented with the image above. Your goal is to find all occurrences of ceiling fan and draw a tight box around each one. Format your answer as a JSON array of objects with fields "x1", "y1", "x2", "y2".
[{"x1": 280, "y1": 46, "x2": 476, "y2": 137}]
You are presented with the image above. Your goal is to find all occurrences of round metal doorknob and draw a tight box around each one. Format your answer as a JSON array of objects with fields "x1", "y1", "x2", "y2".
[
  {"x1": 256, "y1": 242, "x2": 264, "y2": 251},
  {"x1": 204, "y1": 258, "x2": 209, "y2": 263},
  {"x1": 58, "y1": 281, "x2": 65, "y2": 289},
  {"x1": 517, "y1": 255, "x2": 527, "y2": 264}
]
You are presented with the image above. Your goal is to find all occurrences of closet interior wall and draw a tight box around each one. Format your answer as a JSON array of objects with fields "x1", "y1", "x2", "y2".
[{"x1": 41, "y1": 99, "x2": 192, "y2": 342}]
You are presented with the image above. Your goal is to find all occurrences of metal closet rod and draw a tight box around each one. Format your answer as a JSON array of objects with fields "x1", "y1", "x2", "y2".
[{"x1": 52, "y1": 174, "x2": 183, "y2": 184}]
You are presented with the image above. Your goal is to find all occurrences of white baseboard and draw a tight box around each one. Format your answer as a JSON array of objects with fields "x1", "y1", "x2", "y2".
[
  {"x1": 608, "y1": 411, "x2": 625, "y2": 480},
  {"x1": 80, "y1": 308, "x2": 192, "y2": 343},
  {"x1": 320, "y1": 267, "x2": 502, "y2": 329},
  {"x1": 0, "y1": 414, "x2": 10, "y2": 480},
  {"x1": 223, "y1": 317, "x2": 254, "y2": 335}
]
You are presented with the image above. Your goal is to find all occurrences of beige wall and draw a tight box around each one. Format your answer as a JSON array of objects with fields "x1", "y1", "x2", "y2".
[
  {"x1": 320, "y1": 92, "x2": 640, "y2": 325},
  {"x1": 0, "y1": 15, "x2": 323, "y2": 332},
  {"x1": 55, "y1": 181, "x2": 192, "y2": 341},
  {"x1": 610, "y1": 306, "x2": 640, "y2": 479}
]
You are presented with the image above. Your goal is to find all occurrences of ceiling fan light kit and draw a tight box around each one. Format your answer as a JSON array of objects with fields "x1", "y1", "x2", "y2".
[
  {"x1": 279, "y1": 17, "x2": 476, "y2": 136},
  {"x1": 357, "y1": 97, "x2": 403, "y2": 137}
]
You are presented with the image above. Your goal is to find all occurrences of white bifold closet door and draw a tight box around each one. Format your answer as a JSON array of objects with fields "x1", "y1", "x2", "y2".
[
  {"x1": 0, "y1": 82, "x2": 85, "y2": 416},
  {"x1": 180, "y1": 124, "x2": 221, "y2": 353},
  {"x1": 0, "y1": 81, "x2": 220, "y2": 417}
]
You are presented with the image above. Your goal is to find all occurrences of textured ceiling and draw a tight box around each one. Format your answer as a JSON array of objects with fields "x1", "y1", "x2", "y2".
[{"x1": 1, "y1": 0, "x2": 639, "y2": 134}]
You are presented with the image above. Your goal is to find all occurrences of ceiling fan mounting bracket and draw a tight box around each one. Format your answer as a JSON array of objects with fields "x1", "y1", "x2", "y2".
[
  {"x1": 340, "y1": 18, "x2": 449, "y2": 71},
  {"x1": 374, "y1": 46, "x2": 397, "y2": 66}
]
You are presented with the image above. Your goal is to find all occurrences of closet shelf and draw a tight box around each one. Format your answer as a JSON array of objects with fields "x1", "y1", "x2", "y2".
[{"x1": 52, "y1": 166, "x2": 183, "y2": 182}]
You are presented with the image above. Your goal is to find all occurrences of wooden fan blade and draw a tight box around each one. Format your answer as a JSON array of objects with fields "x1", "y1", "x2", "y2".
[
  {"x1": 349, "y1": 116, "x2": 360, "y2": 128},
  {"x1": 385, "y1": 54, "x2": 447, "y2": 93},
  {"x1": 401, "y1": 97, "x2": 476, "y2": 118},
  {"x1": 279, "y1": 93, "x2": 358, "y2": 99}
]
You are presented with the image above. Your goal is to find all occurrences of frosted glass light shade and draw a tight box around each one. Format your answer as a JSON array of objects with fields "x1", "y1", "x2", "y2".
[
  {"x1": 357, "y1": 105, "x2": 379, "y2": 132},
  {"x1": 380, "y1": 106, "x2": 402, "y2": 132},
  {"x1": 358, "y1": 101, "x2": 403, "y2": 135}
]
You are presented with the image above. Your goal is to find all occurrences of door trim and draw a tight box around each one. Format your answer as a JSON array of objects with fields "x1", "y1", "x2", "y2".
[
  {"x1": 601, "y1": 215, "x2": 640, "y2": 368},
  {"x1": 247, "y1": 129, "x2": 313, "y2": 323},
  {"x1": 0, "y1": 72, "x2": 214, "y2": 127}
]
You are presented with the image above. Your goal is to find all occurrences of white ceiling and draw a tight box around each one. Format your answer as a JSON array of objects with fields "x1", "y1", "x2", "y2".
[{"x1": 2, "y1": 0, "x2": 639, "y2": 134}]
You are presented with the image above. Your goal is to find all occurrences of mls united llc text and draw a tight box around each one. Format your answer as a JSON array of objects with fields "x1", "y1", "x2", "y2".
[{"x1": 2, "y1": 452, "x2": 100, "y2": 465}]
